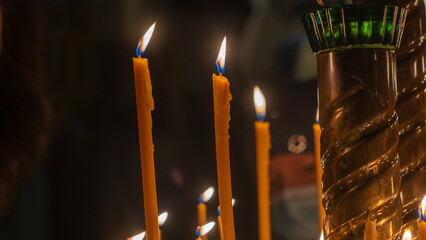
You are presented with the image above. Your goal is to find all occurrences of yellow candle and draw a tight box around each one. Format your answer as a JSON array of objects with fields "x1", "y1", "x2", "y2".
[
  {"x1": 313, "y1": 108, "x2": 324, "y2": 231},
  {"x1": 198, "y1": 187, "x2": 214, "y2": 240},
  {"x1": 212, "y1": 37, "x2": 235, "y2": 240},
  {"x1": 253, "y1": 86, "x2": 271, "y2": 240},
  {"x1": 364, "y1": 213, "x2": 377, "y2": 240},
  {"x1": 402, "y1": 230, "x2": 412, "y2": 240},
  {"x1": 133, "y1": 22, "x2": 159, "y2": 240},
  {"x1": 196, "y1": 222, "x2": 216, "y2": 240},
  {"x1": 419, "y1": 195, "x2": 426, "y2": 240},
  {"x1": 158, "y1": 212, "x2": 168, "y2": 240}
]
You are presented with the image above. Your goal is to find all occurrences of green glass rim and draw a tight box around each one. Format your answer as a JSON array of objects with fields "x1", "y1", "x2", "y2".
[{"x1": 302, "y1": 4, "x2": 407, "y2": 55}]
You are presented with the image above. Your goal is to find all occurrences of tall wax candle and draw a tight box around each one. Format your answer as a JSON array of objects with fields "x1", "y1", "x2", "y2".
[
  {"x1": 133, "y1": 22, "x2": 159, "y2": 240},
  {"x1": 419, "y1": 195, "x2": 426, "y2": 240},
  {"x1": 313, "y1": 108, "x2": 324, "y2": 231},
  {"x1": 212, "y1": 37, "x2": 235, "y2": 240},
  {"x1": 217, "y1": 199, "x2": 235, "y2": 240},
  {"x1": 253, "y1": 86, "x2": 271, "y2": 240},
  {"x1": 198, "y1": 187, "x2": 214, "y2": 240}
]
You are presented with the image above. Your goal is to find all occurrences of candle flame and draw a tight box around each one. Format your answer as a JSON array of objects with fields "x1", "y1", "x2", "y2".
[
  {"x1": 199, "y1": 187, "x2": 214, "y2": 203},
  {"x1": 217, "y1": 198, "x2": 236, "y2": 216},
  {"x1": 136, "y1": 22, "x2": 156, "y2": 57},
  {"x1": 419, "y1": 194, "x2": 426, "y2": 220},
  {"x1": 253, "y1": 86, "x2": 266, "y2": 121},
  {"x1": 402, "y1": 230, "x2": 412, "y2": 240},
  {"x1": 128, "y1": 231, "x2": 146, "y2": 240},
  {"x1": 315, "y1": 107, "x2": 319, "y2": 123},
  {"x1": 216, "y1": 36, "x2": 226, "y2": 74},
  {"x1": 196, "y1": 222, "x2": 216, "y2": 237},
  {"x1": 319, "y1": 231, "x2": 324, "y2": 240},
  {"x1": 158, "y1": 211, "x2": 168, "y2": 228}
]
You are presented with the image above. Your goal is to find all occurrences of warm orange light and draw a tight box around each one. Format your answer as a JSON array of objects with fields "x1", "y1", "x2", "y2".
[
  {"x1": 420, "y1": 194, "x2": 426, "y2": 220},
  {"x1": 137, "y1": 22, "x2": 156, "y2": 57},
  {"x1": 128, "y1": 231, "x2": 146, "y2": 240},
  {"x1": 199, "y1": 187, "x2": 214, "y2": 203},
  {"x1": 216, "y1": 37, "x2": 226, "y2": 74},
  {"x1": 253, "y1": 86, "x2": 266, "y2": 121},
  {"x1": 158, "y1": 212, "x2": 168, "y2": 228},
  {"x1": 402, "y1": 230, "x2": 412, "y2": 240},
  {"x1": 198, "y1": 222, "x2": 216, "y2": 237},
  {"x1": 319, "y1": 231, "x2": 324, "y2": 240}
]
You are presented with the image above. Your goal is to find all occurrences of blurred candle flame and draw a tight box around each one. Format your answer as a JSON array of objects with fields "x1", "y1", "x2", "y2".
[
  {"x1": 196, "y1": 222, "x2": 216, "y2": 237},
  {"x1": 216, "y1": 37, "x2": 226, "y2": 74},
  {"x1": 217, "y1": 198, "x2": 236, "y2": 216},
  {"x1": 199, "y1": 187, "x2": 214, "y2": 203},
  {"x1": 158, "y1": 212, "x2": 168, "y2": 228},
  {"x1": 419, "y1": 194, "x2": 426, "y2": 220},
  {"x1": 319, "y1": 231, "x2": 324, "y2": 240},
  {"x1": 253, "y1": 86, "x2": 266, "y2": 121},
  {"x1": 128, "y1": 231, "x2": 146, "y2": 240},
  {"x1": 315, "y1": 107, "x2": 319, "y2": 123},
  {"x1": 402, "y1": 230, "x2": 412, "y2": 240},
  {"x1": 136, "y1": 22, "x2": 156, "y2": 57}
]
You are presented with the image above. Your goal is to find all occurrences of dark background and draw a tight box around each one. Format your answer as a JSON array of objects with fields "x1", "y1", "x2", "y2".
[{"x1": 0, "y1": 0, "x2": 320, "y2": 239}]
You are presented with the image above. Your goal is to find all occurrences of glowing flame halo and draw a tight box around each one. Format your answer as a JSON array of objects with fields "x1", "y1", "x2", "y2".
[
  {"x1": 196, "y1": 222, "x2": 216, "y2": 238},
  {"x1": 216, "y1": 37, "x2": 226, "y2": 74},
  {"x1": 319, "y1": 231, "x2": 324, "y2": 240},
  {"x1": 136, "y1": 22, "x2": 156, "y2": 57},
  {"x1": 402, "y1": 230, "x2": 412, "y2": 240},
  {"x1": 253, "y1": 86, "x2": 266, "y2": 121},
  {"x1": 419, "y1": 194, "x2": 426, "y2": 220},
  {"x1": 128, "y1": 231, "x2": 146, "y2": 240},
  {"x1": 199, "y1": 187, "x2": 214, "y2": 204},
  {"x1": 158, "y1": 212, "x2": 168, "y2": 228}
]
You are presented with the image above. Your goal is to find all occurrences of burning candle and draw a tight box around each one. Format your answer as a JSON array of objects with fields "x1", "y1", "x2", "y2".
[
  {"x1": 158, "y1": 212, "x2": 168, "y2": 240},
  {"x1": 313, "y1": 107, "x2": 324, "y2": 231},
  {"x1": 419, "y1": 195, "x2": 426, "y2": 240},
  {"x1": 402, "y1": 230, "x2": 412, "y2": 240},
  {"x1": 133, "y1": 22, "x2": 159, "y2": 240},
  {"x1": 128, "y1": 231, "x2": 146, "y2": 240},
  {"x1": 320, "y1": 231, "x2": 324, "y2": 240},
  {"x1": 196, "y1": 222, "x2": 216, "y2": 240},
  {"x1": 198, "y1": 187, "x2": 214, "y2": 240},
  {"x1": 253, "y1": 86, "x2": 271, "y2": 240},
  {"x1": 217, "y1": 199, "x2": 235, "y2": 240},
  {"x1": 364, "y1": 211, "x2": 376, "y2": 240},
  {"x1": 212, "y1": 36, "x2": 235, "y2": 240}
]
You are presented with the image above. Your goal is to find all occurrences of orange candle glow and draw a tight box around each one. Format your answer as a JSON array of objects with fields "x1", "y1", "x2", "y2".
[
  {"x1": 212, "y1": 36, "x2": 235, "y2": 240},
  {"x1": 133, "y1": 22, "x2": 159, "y2": 240},
  {"x1": 419, "y1": 195, "x2": 426, "y2": 240},
  {"x1": 313, "y1": 108, "x2": 324, "y2": 231},
  {"x1": 253, "y1": 86, "x2": 271, "y2": 240},
  {"x1": 198, "y1": 187, "x2": 214, "y2": 240}
]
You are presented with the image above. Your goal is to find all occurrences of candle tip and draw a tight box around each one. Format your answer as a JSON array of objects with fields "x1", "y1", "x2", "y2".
[
  {"x1": 129, "y1": 231, "x2": 146, "y2": 240},
  {"x1": 319, "y1": 231, "x2": 324, "y2": 240},
  {"x1": 419, "y1": 194, "x2": 426, "y2": 220},
  {"x1": 136, "y1": 22, "x2": 156, "y2": 57},
  {"x1": 196, "y1": 222, "x2": 216, "y2": 237},
  {"x1": 216, "y1": 36, "x2": 226, "y2": 74},
  {"x1": 158, "y1": 211, "x2": 168, "y2": 228},
  {"x1": 253, "y1": 86, "x2": 266, "y2": 121},
  {"x1": 402, "y1": 230, "x2": 412, "y2": 240},
  {"x1": 199, "y1": 187, "x2": 214, "y2": 203}
]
